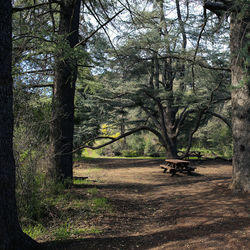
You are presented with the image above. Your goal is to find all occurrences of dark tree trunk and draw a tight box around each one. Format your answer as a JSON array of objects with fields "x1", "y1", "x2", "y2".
[
  {"x1": 230, "y1": 9, "x2": 250, "y2": 192},
  {"x1": 164, "y1": 138, "x2": 178, "y2": 159},
  {"x1": 0, "y1": 1, "x2": 39, "y2": 248},
  {"x1": 51, "y1": 0, "x2": 81, "y2": 182}
]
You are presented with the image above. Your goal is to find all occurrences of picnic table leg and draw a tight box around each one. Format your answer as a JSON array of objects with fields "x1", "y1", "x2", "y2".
[{"x1": 170, "y1": 169, "x2": 176, "y2": 176}]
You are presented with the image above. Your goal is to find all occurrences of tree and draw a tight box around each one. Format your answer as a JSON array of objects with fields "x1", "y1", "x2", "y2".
[
  {"x1": 50, "y1": 0, "x2": 81, "y2": 182},
  {"x1": 12, "y1": 0, "x2": 124, "y2": 183},
  {"x1": 78, "y1": 0, "x2": 230, "y2": 158},
  {"x1": 0, "y1": 0, "x2": 39, "y2": 248},
  {"x1": 205, "y1": 0, "x2": 250, "y2": 192}
]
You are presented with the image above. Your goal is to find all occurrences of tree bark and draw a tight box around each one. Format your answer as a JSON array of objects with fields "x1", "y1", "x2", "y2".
[
  {"x1": 0, "y1": 1, "x2": 39, "y2": 248},
  {"x1": 230, "y1": 8, "x2": 250, "y2": 192},
  {"x1": 51, "y1": 0, "x2": 81, "y2": 182}
]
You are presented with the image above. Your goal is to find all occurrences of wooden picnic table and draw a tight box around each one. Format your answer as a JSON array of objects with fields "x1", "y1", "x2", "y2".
[{"x1": 160, "y1": 159, "x2": 196, "y2": 176}]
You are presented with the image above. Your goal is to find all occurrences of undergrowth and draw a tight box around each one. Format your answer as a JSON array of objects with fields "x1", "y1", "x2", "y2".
[{"x1": 17, "y1": 165, "x2": 110, "y2": 241}]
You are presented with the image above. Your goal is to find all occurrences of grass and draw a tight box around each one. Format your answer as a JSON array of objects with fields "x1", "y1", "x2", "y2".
[
  {"x1": 87, "y1": 187, "x2": 98, "y2": 195},
  {"x1": 73, "y1": 178, "x2": 93, "y2": 185},
  {"x1": 23, "y1": 224, "x2": 46, "y2": 239},
  {"x1": 89, "y1": 197, "x2": 112, "y2": 212},
  {"x1": 21, "y1": 174, "x2": 110, "y2": 241},
  {"x1": 53, "y1": 222, "x2": 102, "y2": 240}
]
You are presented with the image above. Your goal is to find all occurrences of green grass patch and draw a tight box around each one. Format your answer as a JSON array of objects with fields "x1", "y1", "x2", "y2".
[
  {"x1": 87, "y1": 187, "x2": 98, "y2": 195},
  {"x1": 54, "y1": 221, "x2": 101, "y2": 240},
  {"x1": 89, "y1": 197, "x2": 111, "y2": 212},
  {"x1": 23, "y1": 224, "x2": 46, "y2": 239},
  {"x1": 73, "y1": 179, "x2": 93, "y2": 185},
  {"x1": 54, "y1": 222, "x2": 72, "y2": 240}
]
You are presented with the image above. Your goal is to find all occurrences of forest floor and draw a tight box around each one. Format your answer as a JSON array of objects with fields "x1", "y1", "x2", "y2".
[{"x1": 41, "y1": 158, "x2": 250, "y2": 250}]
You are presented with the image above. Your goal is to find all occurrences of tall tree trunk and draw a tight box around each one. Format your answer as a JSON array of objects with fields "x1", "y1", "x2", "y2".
[
  {"x1": 51, "y1": 0, "x2": 81, "y2": 182},
  {"x1": 230, "y1": 9, "x2": 250, "y2": 192},
  {"x1": 0, "y1": 1, "x2": 39, "y2": 248}
]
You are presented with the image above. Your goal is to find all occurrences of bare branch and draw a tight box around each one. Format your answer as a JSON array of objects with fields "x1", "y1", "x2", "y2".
[
  {"x1": 174, "y1": 107, "x2": 196, "y2": 136},
  {"x1": 74, "y1": 8, "x2": 124, "y2": 48},
  {"x1": 145, "y1": 55, "x2": 231, "y2": 72},
  {"x1": 85, "y1": 2, "x2": 120, "y2": 59},
  {"x1": 206, "y1": 111, "x2": 231, "y2": 128},
  {"x1": 204, "y1": 1, "x2": 230, "y2": 12},
  {"x1": 14, "y1": 69, "x2": 53, "y2": 75},
  {"x1": 72, "y1": 125, "x2": 162, "y2": 153},
  {"x1": 20, "y1": 84, "x2": 54, "y2": 89},
  {"x1": 192, "y1": 7, "x2": 208, "y2": 92}
]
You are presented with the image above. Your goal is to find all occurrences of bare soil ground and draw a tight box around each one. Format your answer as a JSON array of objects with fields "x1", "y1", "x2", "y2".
[{"x1": 43, "y1": 158, "x2": 250, "y2": 250}]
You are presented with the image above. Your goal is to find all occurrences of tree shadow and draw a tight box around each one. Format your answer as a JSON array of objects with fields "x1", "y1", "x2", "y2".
[{"x1": 75, "y1": 158, "x2": 166, "y2": 169}]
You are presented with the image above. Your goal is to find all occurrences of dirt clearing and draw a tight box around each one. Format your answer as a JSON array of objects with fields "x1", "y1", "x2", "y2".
[{"x1": 43, "y1": 158, "x2": 250, "y2": 249}]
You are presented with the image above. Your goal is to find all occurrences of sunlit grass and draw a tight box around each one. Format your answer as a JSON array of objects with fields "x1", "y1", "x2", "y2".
[
  {"x1": 89, "y1": 197, "x2": 112, "y2": 212},
  {"x1": 73, "y1": 178, "x2": 93, "y2": 185},
  {"x1": 23, "y1": 224, "x2": 46, "y2": 239},
  {"x1": 53, "y1": 221, "x2": 102, "y2": 240}
]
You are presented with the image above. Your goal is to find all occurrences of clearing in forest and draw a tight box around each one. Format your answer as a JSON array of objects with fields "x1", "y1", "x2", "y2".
[{"x1": 42, "y1": 158, "x2": 250, "y2": 250}]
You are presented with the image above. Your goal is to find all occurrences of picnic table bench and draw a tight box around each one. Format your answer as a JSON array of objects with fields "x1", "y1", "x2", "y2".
[{"x1": 160, "y1": 159, "x2": 196, "y2": 176}]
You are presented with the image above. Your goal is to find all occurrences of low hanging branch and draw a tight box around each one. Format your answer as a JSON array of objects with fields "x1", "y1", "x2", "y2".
[
  {"x1": 207, "y1": 111, "x2": 231, "y2": 128},
  {"x1": 72, "y1": 125, "x2": 162, "y2": 153}
]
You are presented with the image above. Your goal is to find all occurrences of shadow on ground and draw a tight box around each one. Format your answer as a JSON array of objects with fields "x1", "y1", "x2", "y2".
[
  {"x1": 41, "y1": 215, "x2": 250, "y2": 249},
  {"x1": 39, "y1": 159, "x2": 249, "y2": 250}
]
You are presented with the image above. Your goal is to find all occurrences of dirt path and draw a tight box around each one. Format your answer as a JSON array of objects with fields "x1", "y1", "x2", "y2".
[{"x1": 44, "y1": 158, "x2": 250, "y2": 249}]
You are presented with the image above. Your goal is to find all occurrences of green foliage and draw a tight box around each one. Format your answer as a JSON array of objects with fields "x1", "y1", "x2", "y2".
[
  {"x1": 192, "y1": 118, "x2": 232, "y2": 159},
  {"x1": 121, "y1": 149, "x2": 139, "y2": 157}
]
